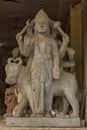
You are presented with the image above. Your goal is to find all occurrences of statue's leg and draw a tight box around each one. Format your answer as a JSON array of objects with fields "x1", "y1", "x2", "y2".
[
  {"x1": 32, "y1": 81, "x2": 44, "y2": 115},
  {"x1": 12, "y1": 97, "x2": 28, "y2": 117},
  {"x1": 63, "y1": 96, "x2": 69, "y2": 115},
  {"x1": 39, "y1": 82, "x2": 44, "y2": 114},
  {"x1": 44, "y1": 81, "x2": 53, "y2": 116},
  {"x1": 63, "y1": 88, "x2": 79, "y2": 117},
  {"x1": 24, "y1": 84, "x2": 35, "y2": 114}
]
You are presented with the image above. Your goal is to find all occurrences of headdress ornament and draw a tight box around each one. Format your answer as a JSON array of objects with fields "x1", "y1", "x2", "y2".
[{"x1": 35, "y1": 9, "x2": 49, "y2": 23}]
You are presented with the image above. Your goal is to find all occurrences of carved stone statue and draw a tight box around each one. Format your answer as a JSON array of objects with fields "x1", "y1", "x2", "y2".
[
  {"x1": 5, "y1": 57, "x2": 79, "y2": 117},
  {"x1": 16, "y1": 9, "x2": 60, "y2": 117},
  {"x1": 5, "y1": 9, "x2": 79, "y2": 118}
]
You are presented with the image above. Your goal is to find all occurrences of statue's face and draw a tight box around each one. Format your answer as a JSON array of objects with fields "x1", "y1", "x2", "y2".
[
  {"x1": 5, "y1": 63, "x2": 20, "y2": 85},
  {"x1": 35, "y1": 18, "x2": 49, "y2": 33},
  {"x1": 5, "y1": 88, "x2": 15, "y2": 104}
]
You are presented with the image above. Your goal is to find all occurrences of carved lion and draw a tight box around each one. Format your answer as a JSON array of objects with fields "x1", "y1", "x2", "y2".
[{"x1": 4, "y1": 87, "x2": 18, "y2": 118}]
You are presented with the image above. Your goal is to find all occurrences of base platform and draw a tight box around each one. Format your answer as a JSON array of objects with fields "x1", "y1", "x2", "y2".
[{"x1": 5, "y1": 117, "x2": 80, "y2": 127}]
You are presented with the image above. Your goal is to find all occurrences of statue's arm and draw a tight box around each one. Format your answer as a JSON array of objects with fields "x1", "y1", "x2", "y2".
[
  {"x1": 52, "y1": 40, "x2": 60, "y2": 67},
  {"x1": 52, "y1": 40, "x2": 60, "y2": 79},
  {"x1": 16, "y1": 33, "x2": 31, "y2": 57},
  {"x1": 53, "y1": 21, "x2": 69, "y2": 58},
  {"x1": 15, "y1": 19, "x2": 33, "y2": 57},
  {"x1": 59, "y1": 33, "x2": 69, "y2": 58},
  {"x1": 16, "y1": 32, "x2": 25, "y2": 56}
]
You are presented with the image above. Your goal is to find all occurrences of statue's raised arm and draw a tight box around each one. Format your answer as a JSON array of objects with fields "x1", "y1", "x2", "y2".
[{"x1": 16, "y1": 19, "x2": 34, "y2": 57}]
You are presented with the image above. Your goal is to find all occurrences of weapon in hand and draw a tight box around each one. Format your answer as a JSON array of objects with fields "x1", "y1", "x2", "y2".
[{"x1": 20, "y1": 19, "x2": 34, "y2": 35}]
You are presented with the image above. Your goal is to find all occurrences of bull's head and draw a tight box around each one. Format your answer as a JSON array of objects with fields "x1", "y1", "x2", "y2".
[{"x1": 5, "y1": 58, "x2": 23, "y2": 85}]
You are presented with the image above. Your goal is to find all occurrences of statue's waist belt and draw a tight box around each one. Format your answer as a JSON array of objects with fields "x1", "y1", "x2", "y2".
[{"x1": 34, "y1": 54, "x2": 52, "y2": 60}]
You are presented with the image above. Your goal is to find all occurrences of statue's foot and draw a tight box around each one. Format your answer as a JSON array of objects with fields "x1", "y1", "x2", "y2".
[
  {"x1": 51, "y1": 110, "x2": 56, "y2": 117},
  {"x1": 30, "y1": 113, "x2": 43, "y2": 118},
  {"x1": 59, "y1": 111, "x2": 64, "y2": 117},
  {"x1": 35, "y1": 114, "x2": 43, "y2": 118},
  {"x1": 70, "y1": 112, "x2": 79, "y2": 118},
  {"x1": 25, "y1": 113, "x2": 30, "y2": 117},
  {"x1": 45, "y1": 112, "x2": 52, "y2": 118},
  {"x1": 59, "y1": 111, "x2": 68, "y2": 117},
  {"x1": 30, "y1": 113, "x2": 36, "y2": 118},
  {"x1": 34, "y1": 109, "x2": 44, "y2": 117},
  {"x1": 4, "y1": 113, "x2": 12, "y2": 119},
  {"x1": 56, "y1": 111, "x2": 69, "y2": 118}
]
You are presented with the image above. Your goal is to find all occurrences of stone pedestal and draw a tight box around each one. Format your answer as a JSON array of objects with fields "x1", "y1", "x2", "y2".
[{"x1": 6, "y1": 117, "x2": 80, "y2": 127}]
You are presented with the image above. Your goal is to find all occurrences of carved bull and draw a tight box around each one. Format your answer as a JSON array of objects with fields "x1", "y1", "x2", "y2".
[
  {"x1": 5, "y1": 57, "x2": 79, "y2": 117},
  {"x1": 5, "y1": 58, "x2": 35, "y2": 117}
]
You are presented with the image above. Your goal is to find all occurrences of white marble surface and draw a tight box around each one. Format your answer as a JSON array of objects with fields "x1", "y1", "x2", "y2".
[{"x1": 5, "y1": 117, "x2": 80, "y2": 127}]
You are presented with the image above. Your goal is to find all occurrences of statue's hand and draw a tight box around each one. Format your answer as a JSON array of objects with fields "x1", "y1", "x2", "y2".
[
  {"x1": 53, "y1": 67, "x2": 60, "y2": 79},
  {"x1": 63, "y1": 33, "x2": 69, "y2": 44},
  {"x1": 26, "y1": 19, "x2": 31, "y2": 27},
  {"x1": 53, "y1": 21, "x2": 61, "y2": 29},
  {"x1": 16, "y1": 33, "x2": 22, "y2": 41}
]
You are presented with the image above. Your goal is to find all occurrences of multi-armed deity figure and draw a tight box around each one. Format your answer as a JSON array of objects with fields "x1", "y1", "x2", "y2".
[
  {"x1": 16, "y1": 9, "x2": 60, "y2": 117},
  {"x1": 5, "y1": 9, "x2": 79, "y2": 118}
]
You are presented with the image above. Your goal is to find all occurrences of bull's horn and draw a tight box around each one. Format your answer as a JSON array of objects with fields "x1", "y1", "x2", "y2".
[
  {"x1": 16, "y1": 58, "x2": 23, "y2": 65},
  {"x1": 7, "y1": 57, "x2": 14, "y2": 64}
]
